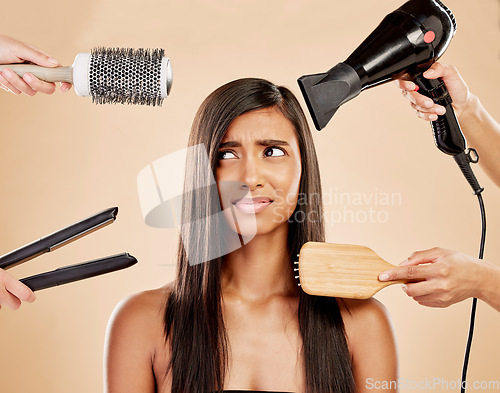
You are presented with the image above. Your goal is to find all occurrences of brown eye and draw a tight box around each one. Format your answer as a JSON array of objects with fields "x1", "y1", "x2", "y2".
[{"x1": 264, "y1": 147, "x2": 285, "y2": 157}]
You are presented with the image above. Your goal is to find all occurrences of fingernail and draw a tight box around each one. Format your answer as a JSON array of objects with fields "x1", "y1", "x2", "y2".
[
  {"x1": 425, "y1": 69, "x2": 435, "y2": 76},
  {"x1": 430, "y1": 114, "x2": 438, "y2": 121},
  {"x1": 48, "y1": 57, "x2": 59, "y2": 65},
  {"x1": 436, "y1": 106, "x2": 446, "y2": 115},
  {"x1": 400, "y1": 258, "x2": 410, "y2": 266},
  {"x1": 414, "y1": 85, "x2": 419, "y2": 92},
  {"x1": 401, "y1": 284, "x2": 408, "y2": 293},
  {"x1": 379, "y1": 273, "x2": 390, "y2": 281},
  {"x1": 424, "y1": 100, "x2": 434, "y2": 108},
  {"x1": 3, "y1": 68, "x2": 12, "y2": 77},
  {"x1": 23, "y1": 73, "x2": 32, "y2": 83}
]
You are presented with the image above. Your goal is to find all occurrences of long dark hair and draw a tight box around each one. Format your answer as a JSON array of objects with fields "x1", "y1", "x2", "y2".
[{"x1": 164, "y1": 78, "x2": 355, "y2": 393}]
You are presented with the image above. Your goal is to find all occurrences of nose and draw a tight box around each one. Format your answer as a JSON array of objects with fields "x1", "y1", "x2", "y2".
[{"x1": 241, "y1": 155, "x2": 265, "y2": 191}]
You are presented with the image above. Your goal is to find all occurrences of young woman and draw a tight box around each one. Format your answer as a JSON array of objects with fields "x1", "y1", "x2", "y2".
[{"x1": 104, "y1": 78, "x2": 398, "y2": 393}]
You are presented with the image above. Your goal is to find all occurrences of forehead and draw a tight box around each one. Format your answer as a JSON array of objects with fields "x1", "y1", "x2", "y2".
[{"x1": 222, "y1": 107, "x2": 298, "y2": 143}]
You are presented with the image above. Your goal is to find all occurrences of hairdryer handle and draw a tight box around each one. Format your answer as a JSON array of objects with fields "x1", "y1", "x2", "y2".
[
  {"x1": 413, "y1": 73, "x2": 466, "y2": 155},
  {"x1": 413, "y1": 72, "x2": 483, "y2": 195}
]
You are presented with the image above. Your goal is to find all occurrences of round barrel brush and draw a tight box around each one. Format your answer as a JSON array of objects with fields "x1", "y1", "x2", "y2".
[{"x1": 0, "y1": 47, "x2": 172, "y2": 106}]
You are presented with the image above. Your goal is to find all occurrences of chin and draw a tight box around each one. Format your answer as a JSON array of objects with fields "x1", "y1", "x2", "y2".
[{"x1": 234, "y1": 216, "x2": 290, "y2": 239}]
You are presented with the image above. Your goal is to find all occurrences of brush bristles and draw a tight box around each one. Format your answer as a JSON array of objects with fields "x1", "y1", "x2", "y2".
[{"x1": 89, "y1": 47, "x2": 165, "y2": 106}]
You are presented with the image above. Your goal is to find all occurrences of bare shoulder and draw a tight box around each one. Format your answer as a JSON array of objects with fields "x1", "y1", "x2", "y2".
[
  {"x1": 337, "y1": 297, "x2": 398, "y2": 389},
  {"x1": 104, "y1": 284, "x2": 175, "y2": 392},
  {"x1": 105, "y1": 283, "x2": 174, "y2": 352},
  {"x1": 338, "y1": 297, "x2": 392, "y2": 332},
  {"x1": 112, "y1": 284, "x2": 172, "y2": 319},
  {"x1": 337, "y1": 298, "x2": 395, "y2": 355}
]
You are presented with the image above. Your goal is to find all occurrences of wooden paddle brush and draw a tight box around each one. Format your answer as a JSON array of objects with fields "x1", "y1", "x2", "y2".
[{"x1": 294, "y1": 242, "x2": 411, "y2": 299}]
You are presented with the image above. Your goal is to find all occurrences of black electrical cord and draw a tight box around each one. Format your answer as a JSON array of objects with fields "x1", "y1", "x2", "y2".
[{"x1": 460, "y1": 192, "x2": 486, "y2": 393}]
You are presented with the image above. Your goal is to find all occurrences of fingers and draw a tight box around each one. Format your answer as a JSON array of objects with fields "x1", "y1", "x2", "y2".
[
  {"x1": 0, "y1": 69, "x2": 23, "y2": 94},
  {"x1": 379, "y1": 247, "x2": 451, "y2": 282},
  {"x1": 0, "y1": 269, "x2": 36, "y2": 311},
  {"x1": 0, "y1": 67, "x2": 57, "y2": 96},
  {"x1": 401, "y1": 247, "x2": 448, "y2": 266},
  {"x1": 23, "y1": 73, "x2": 57, "y2": 94},
  {"x1": 403, "y1": 282, "x2": 456, "y2": 308},
  {"x1": 9, "y1": 40, "x2": 60, "y2": 68},
  {"x1": 395, "y1": 62, "x2": 455, "y2": 122},
  {"x1": 423, "y1": 62, "x2": 456, "y2": 82},
  {"x1": 0, "y1": 286, "x2": 22, "y2": 310},
  {"x1": 399, "y1": 85, "x2": 446, "y2": 120},
  {"x1": 60, "y1": 82, "x2": 72, "y2": 93},
  {"x1": 396, "y1": 84, "x2": 445, "y2": 122},
  {"x1": 394, "y1": 78, "x2": 418, "y2": 91},
  {"x1": 411, "y1": 293, "x2": 452, "y2": 308},
  {"x1": 402, "y1": 280, "x2": 436, "y2": 298},
  {"x1": 379, "y1": 263, "x2": 434, "y2": 282}
]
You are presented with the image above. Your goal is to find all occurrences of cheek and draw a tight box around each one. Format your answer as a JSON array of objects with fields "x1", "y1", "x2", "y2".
[
  {"x1": 216, "y1": 171, "x2": 249, "y2": 212},
  {"x1": 285, "y1": 160, "x2": 302, "y2": 195},
  {"x1": 273, "y1": 161, "x2": 302, "y2": 209}
]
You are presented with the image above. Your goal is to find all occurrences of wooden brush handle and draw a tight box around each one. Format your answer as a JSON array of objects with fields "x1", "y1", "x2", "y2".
[
  {"x1": 298, "y1": 242, "x2": 414, "y2": 299},
  {"x1": 0, "y1": 64, "x2": 73, "y2": 83}
]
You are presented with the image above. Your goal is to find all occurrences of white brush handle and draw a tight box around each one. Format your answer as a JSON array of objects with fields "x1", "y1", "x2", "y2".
[{"x1": 0, "y1": 64, "x2": 73, "y2": 83}]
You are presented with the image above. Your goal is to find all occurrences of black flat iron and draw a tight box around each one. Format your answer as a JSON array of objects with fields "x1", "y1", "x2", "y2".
[{"x1": 0, "y1": 207, "x2": 137, "y2": 291}]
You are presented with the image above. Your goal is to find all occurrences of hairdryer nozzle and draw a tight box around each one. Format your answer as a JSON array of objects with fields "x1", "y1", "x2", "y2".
[
  {"x1": 298, "y1": 0, "x2": 457, "y2": 130},
  {"x1": 298, "y1": 63, "x2": 361, "y2": 130}
]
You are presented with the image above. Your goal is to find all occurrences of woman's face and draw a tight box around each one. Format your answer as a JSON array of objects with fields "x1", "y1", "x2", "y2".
[{"x1": 216, "y1": 107, "x2": 302, "y2": 238}]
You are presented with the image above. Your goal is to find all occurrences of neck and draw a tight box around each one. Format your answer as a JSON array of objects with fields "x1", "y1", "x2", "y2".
[{"x1": 221, "y1": 224, "x2": 298, "y2": 302}]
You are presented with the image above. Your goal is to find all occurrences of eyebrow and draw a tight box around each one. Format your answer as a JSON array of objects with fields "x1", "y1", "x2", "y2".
[{"x1": 219, "y1": 139, "x2": 290, "y2": 149}]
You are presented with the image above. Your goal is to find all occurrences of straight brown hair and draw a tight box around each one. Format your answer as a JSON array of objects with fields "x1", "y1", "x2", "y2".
[{"x1": 164, "y1": 78, "x2": 355, "y2": 393}]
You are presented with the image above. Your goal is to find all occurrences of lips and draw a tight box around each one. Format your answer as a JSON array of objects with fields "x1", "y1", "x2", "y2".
[{"x1": 232, "y1": 196, "x2": 273, "y2": 214}]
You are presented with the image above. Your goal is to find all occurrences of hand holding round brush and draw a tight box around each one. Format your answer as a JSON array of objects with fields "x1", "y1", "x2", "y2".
[
  {"x1": 0, "y1": 34, "x2": 72, "y2": 95},
  {"x1": 0, "y1": 35, "x2": 172, "y2": 106}
]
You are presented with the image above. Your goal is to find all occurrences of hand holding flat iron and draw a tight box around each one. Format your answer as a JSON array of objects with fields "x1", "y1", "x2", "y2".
[{"x1": 0, "y1": 268, "x2": 36, "y2": 310}]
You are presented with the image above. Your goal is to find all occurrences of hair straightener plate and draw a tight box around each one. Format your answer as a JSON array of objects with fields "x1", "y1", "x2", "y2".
[{"x1": 0, "y1": 207, "x2": 137, "y2": 291}]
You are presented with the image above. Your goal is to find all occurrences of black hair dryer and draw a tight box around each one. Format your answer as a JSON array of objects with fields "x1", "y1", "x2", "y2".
[{"x1": 298, "y1": 0, "x2": 483, "y2": 194}]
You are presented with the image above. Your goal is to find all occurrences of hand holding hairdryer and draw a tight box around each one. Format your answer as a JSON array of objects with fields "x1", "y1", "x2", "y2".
[
  {"x1": 298, "y1": 0, "x2": 483, "y2": 194},
  {"x1": 396, "y1": 62, "x2": 473, "y2": 122}
]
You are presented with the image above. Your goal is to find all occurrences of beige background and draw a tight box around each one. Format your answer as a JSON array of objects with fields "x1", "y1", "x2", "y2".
[{"x1": 1, "y1": 0, "x2": 499, "y2": 392}]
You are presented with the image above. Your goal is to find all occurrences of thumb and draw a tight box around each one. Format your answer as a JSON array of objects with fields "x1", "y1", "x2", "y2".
[
  {"x1": 400, "y1": 248, "x2": 443, "y2": 266},
  {"x1": 15, "y1": 44, "x2": 60, "y2": 67}
]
